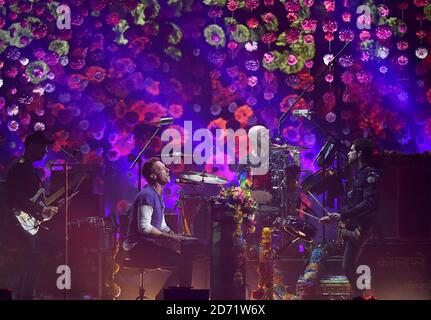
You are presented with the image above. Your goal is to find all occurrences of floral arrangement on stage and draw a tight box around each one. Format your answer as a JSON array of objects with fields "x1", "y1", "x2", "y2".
[
  {"x1": 218, "y1": 186, "x2": 257, "y2": 288},
  {"x1": 252, "y1": 227, "x2": 274, "y2": 300},
  {"x1": 295, "y1": 244, "x2": 327, "y2": 299}
]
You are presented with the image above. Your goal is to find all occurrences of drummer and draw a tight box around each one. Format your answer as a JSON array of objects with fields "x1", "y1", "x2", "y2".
[{"x1": 233, "y1": 125, "x2": 271, "y2": 191}]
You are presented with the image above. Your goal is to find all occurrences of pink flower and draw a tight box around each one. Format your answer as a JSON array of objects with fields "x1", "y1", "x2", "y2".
[
  {"x1": 322, "y1": 20, "x2": 338, "y2": 33},
  {"x1": 376, "y1": 25, "x2": 392, "y2": 40},
  {"x1": 287, "y1": 54, "x2": 298, "y2": 66},
  {"x1": 285, "y1": 28, "x2": 300, "y2": 44},
  {"x1": 303, "y1": 34, "x2": 314, "y2": 45},
  {"x1": 323, "y1": 1, "x2": 335, "y2": 12},
  {"x1": 339, "y1": 29, "x2": 354, "y2": 42},
  {"x1": 359, "y1": 31, "x2": 371, "y2": 41},
  {"x1": 263, "y1": 13, "x2": 275, "y2": 23},
  {"x1": 413, "y1": 0, "x2": 429, "y2": 7},
  {"x1": 227, "y1": 0, "x2": 239, "y2": 11},
  {"x1": 361, "y1": 51, "x2": 370, "y2": 62},
  {"x1": 378, "y1": 5, "x2": 390, "y2": 16},
  {"x1": 285, "y1": 0, "x2": 300, "y2": 12},
  {"x1": 325, "y1": 74, "x2": 334, "y2": 83},
  {"x1": 261, "y1": 32, "x2": 276, "y2": 44},
  {"x1": 342, "y1": 12, "x2": 351, "y2": 22},
  {"x1": 325, "y1": 33, "x2": 334, "y2": 41},
  {"x1": 228, "y1": 41, "x2": 238, "y2": 49},
  {"x1": 286, "y1": 12, "x2": 298, "y2": 22},
  {"x1": 397, "y1": 55, "x2": 409, "y2": 66},
  {"x1": 397, "y1": 41, "x2": 409, "y2": 51},
  {"x1": 245, "y1": 0, "x2": 260, "y2": 10},
  {"x1": 303, "y1": 0, "x2": 314, "y2": 7},
  {"x1": 263, "y1": 52, "x2": 275, "y2": 64},
  {"x1": 305, "y1": 60, "x2": 314, "y2": 68},
  {"x1": 248, "y1": 76, "x2": 258, "y2": 87},
  {"x1": 301, "y1": 18, "x2": 317, "y2": 32}
]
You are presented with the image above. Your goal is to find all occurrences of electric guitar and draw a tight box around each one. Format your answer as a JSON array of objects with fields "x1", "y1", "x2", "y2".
[{"x1": 14, "y1": 175, "x2": 86, "y2": 235}]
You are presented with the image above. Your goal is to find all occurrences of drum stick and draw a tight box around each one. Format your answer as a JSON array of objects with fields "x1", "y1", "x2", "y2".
[
  {"x1": 306, "y1": 191, "x2": 331, "y2": 216},
  {"x1": 297, "y1": 209, "x2": 320, "y2": 221}
]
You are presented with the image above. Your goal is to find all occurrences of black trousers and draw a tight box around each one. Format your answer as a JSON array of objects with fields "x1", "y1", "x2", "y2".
[
  {"x1": 17, "y1": 232, "x2": 43, "y2": 300},
  {"x1": 342, "y1": 233, "x2": 371, "y2": 297}
]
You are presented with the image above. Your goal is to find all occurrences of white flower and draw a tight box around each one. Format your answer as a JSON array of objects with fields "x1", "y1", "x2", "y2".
[{"x1": 244, "y1": 41, "x2": 258, "y2": 52}]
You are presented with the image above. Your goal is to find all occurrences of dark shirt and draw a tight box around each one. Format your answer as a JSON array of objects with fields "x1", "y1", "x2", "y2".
[
  {"x1": 126, "y1": 184, "x2": 165, "y2": 244},
  {"x1": 340, "y1": 165, "x2": 380, "y2": 233},
  {"x1": 6, "y1": 157, "x2": 44, "y2": 218}
]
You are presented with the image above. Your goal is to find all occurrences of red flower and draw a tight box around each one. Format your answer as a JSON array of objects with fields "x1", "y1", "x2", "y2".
[
  {"x1": 168, "y1": 104, "x2": 183, "y2": 119},
  {"x1": 86, "y1": 66, "x2": 106, "y2": 83},
  {"x1": 247, "y1": 17, "x2": 259, "y2": 29},
  {"x1": 106, "y1": 12, "x2": 120, "y2": 26},
  {"x1": 234, "y1": 105, "x2": 254, "y2": 126}
]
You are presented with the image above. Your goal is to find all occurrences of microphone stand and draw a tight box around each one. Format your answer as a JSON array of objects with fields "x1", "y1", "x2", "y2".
[
  {"x1": 130, "y1": 125, "x2": 162, "y2": 192},
  {"x1": 276, "y1": 40, "x2": 352, "y2": 143},
  {"x1": 51, "y1": 145, "x2": 80, "y2": 301}
]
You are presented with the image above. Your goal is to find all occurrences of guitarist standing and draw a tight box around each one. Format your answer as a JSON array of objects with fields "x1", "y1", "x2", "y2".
[
  {"x1": 6, "y1": 131, "x2": 58, "y2": 299},
  {"x1": 319, "y1": 138, "x2": 380, "y2": 298}
]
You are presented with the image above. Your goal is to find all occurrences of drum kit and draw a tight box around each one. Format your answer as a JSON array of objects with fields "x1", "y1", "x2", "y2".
[{"x1": 170, "y1": 141, "x2": 326, "y2": 253}]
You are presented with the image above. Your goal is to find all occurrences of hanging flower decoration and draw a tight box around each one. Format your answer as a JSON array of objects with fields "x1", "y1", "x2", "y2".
[
  {"x1": 219, "y1": 186, "x2": 257, "y2": 288},
  {"x1": 252, "y1": 227, "x2": 274, "y2": 300},
  {"x1": 204, "y1": 24, "x2": 226, "y2": 47},
  {"x1": 376, "y1": 25, "x2": 393, "y2": 40},
  {"x1": 232, "y1": 24, "x2": 250, "y2": 43}
]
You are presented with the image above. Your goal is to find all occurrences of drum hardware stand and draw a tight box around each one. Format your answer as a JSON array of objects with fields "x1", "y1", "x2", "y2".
[{"x1": 273, "y1": 237, "x2": 301, "y2": 260}]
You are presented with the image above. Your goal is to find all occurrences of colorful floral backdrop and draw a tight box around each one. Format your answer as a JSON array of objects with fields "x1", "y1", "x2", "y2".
[{"x1": 0, "y1": 0, "x2": 431, "y2": 213}]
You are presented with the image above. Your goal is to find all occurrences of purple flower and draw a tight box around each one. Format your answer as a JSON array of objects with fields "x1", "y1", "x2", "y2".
[
  {"x1": 339, "y1": 55, "x2": 354, "y2": 68},
  {"x1": 339, "y1": 29, "x2": 354, "y2": 42},
  {"x1": 356, "y1": 71, "x2": 373, "y2": 84},
  {"x1": 245, "y1": 60, "x2": 260, "y2": 71}
]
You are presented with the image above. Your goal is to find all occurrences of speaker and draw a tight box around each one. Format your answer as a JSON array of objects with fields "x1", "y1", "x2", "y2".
[
  {"x1": 375, "y1": 164, "x2": 431, "y2": 240},
  {"x1": 361, "y1": 240, "x2": 431, "y2": 299}
]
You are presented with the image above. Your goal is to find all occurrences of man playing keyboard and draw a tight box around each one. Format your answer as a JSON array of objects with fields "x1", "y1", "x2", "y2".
[{"x1": 123, "y1": 157, "x2": 197, "y2": 289}]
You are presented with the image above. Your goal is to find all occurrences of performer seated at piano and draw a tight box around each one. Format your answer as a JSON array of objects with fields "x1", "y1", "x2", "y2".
[
  {"x1": 123, "y1": 157, "x2": 196, "y2": 288},
  {"x1": 6, "y1": 131, "x2": 58, "y2": 300}
]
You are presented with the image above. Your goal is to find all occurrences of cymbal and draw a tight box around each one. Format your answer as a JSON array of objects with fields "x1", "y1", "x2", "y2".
[
  {"x1": 179, "y1": 171, "x2": 228, "y2": 185},
  {"x1": 270, "y1": 143, "x2": 310, "y2": 151}
]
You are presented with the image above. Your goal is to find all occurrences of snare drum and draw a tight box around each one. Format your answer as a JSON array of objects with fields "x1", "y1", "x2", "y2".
[{"x1": 273, "y1": 216, "x2": 317, "y2": 242}]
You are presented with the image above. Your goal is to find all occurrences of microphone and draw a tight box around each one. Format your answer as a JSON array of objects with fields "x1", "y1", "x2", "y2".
[
  {"x1": 154, "y1": 117, "x2": 174, "y2": 126},
  {"x1": 292, "y1": 109, "x2": 313, "y2": 119}
]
